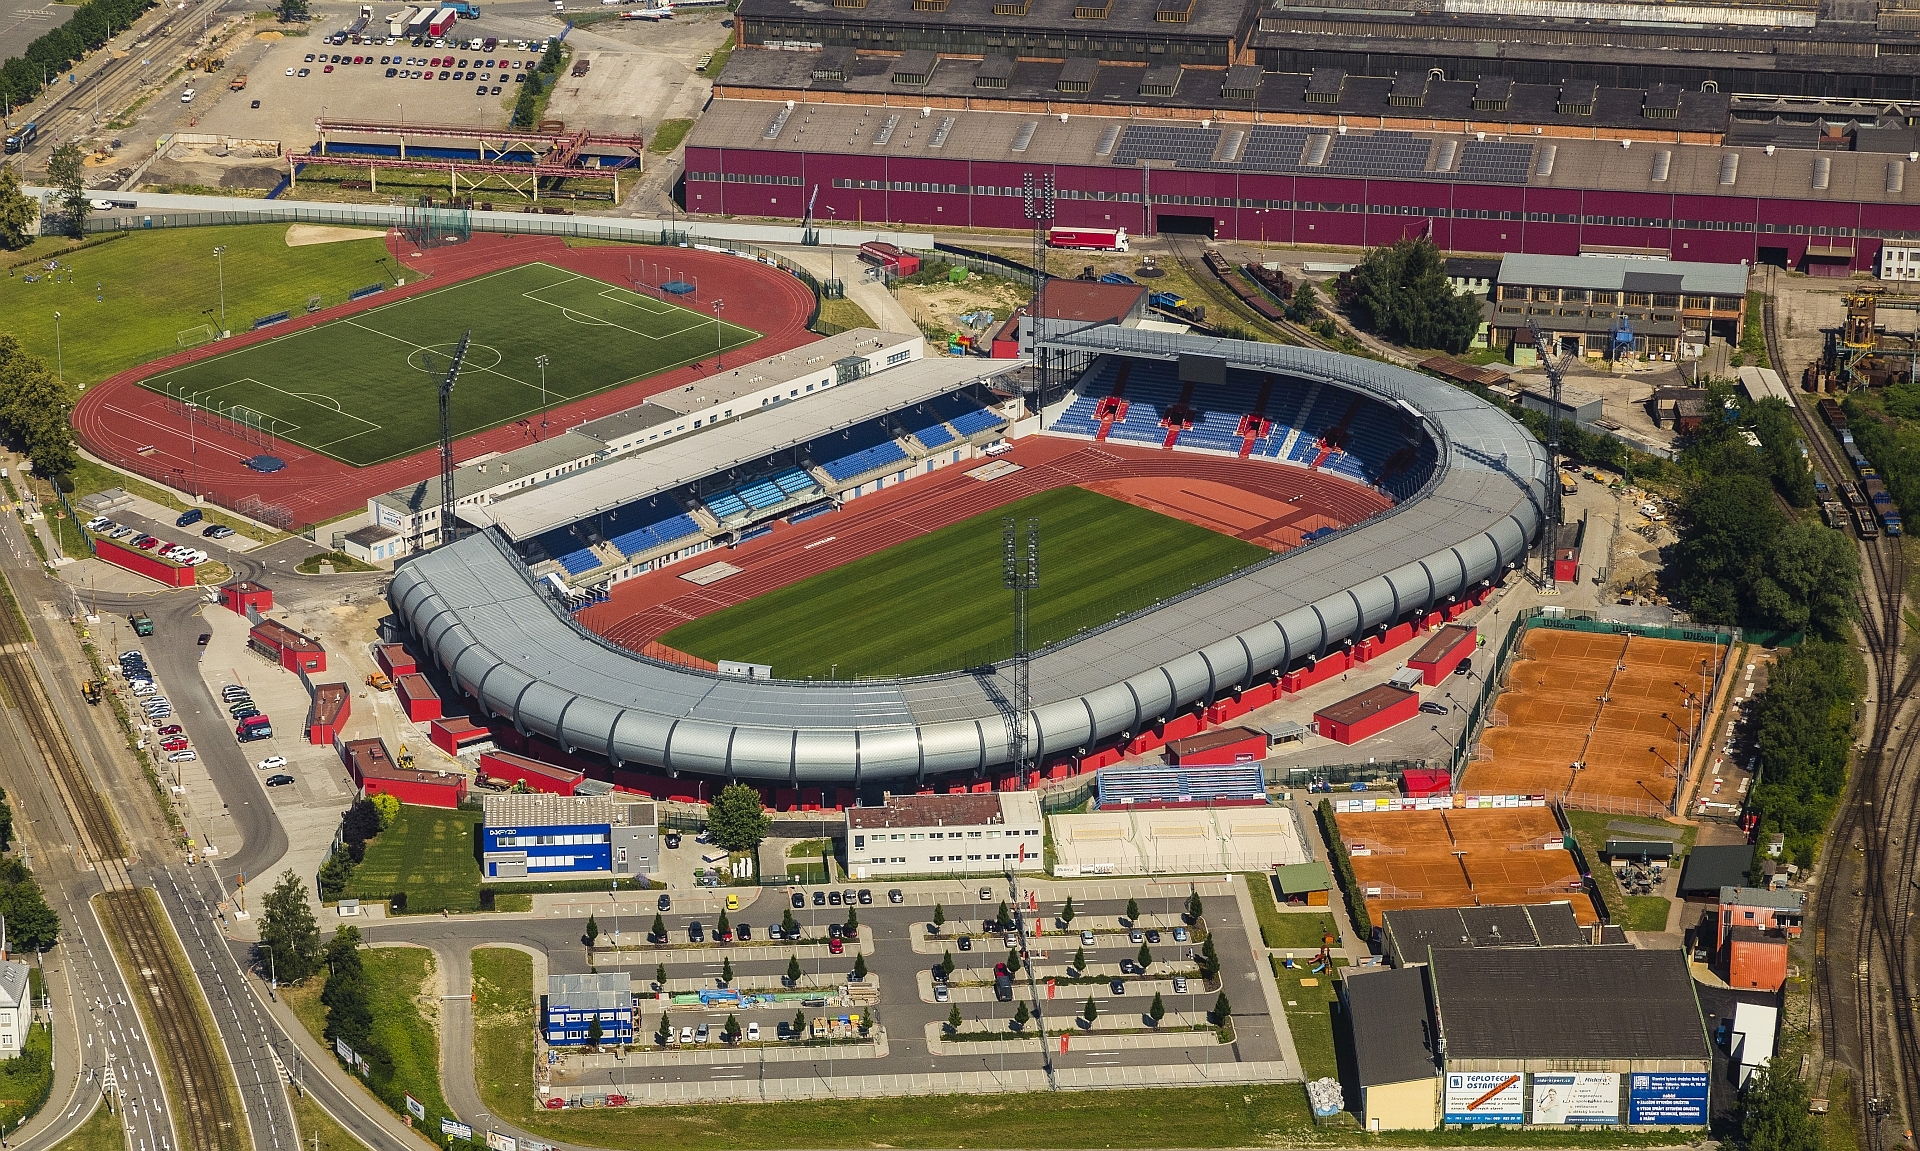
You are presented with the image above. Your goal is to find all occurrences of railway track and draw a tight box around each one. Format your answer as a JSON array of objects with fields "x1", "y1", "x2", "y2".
[
  {"x1": 1162, "y1": 237, "x2": 1331, "y2": 350},
  {"x1": 0, "y1": 572, "x2": 244, "y2": 1151},
  {"x1": 1771, "y1": 296, "x2": 1920, "y2": 1141}
]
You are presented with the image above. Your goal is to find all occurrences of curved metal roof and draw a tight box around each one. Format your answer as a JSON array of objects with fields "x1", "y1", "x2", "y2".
[{"x1": 388, "y1": 332, "x2": 1549, "y2": 785}]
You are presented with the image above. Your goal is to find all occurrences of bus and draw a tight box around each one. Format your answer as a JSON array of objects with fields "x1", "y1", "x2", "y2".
[{"x1": 3, "y1": 122, "x2": 37, "y2": 153}]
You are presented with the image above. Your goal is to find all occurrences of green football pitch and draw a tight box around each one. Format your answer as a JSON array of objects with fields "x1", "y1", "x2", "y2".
[
  {"x1": 661, "y1": 486, "x2": 1271, "y2": 680},
  {"x1": 134, "y1": 262, "x2": 761, "y2": 467}
]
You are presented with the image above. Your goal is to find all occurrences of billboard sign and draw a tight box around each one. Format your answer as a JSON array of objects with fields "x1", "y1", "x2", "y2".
[
  {"x1": 1444, "y1": 1072, "x2": 1525, "y2": 1124},
  {"x1": 440, "y1": 1119, "x2": 474, "y2": 1141},
  {"x1": 486, "y1": 1132, "x2": 517, "y2": 1151},
  {"x1": 1628, "y1": 1073, "x2": 1709, "y2": 1125},
  {"x1": 406, "y1": 1094, "x2": 427, "y2": 1121},
  {"x1": 1531, "y1": 1073, "x2": 1620, "y2": 1125}
]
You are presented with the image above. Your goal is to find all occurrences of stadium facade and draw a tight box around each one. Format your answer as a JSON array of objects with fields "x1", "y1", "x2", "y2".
[{"x1": 386, "y1": 325, "x2": 1547, "y2": 788}]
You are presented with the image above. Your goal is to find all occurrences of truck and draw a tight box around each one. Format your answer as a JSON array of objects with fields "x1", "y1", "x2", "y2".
[
  {"x1": 228, "y1": 72, "x2": 248, "y2": 90},
  {"x1": 366, "y1": 671, "x2": 393, "y2": 691},
  {"x1": 857, "y1": 241, "x2": 920, "y2": 277},
  {"x1": 345, "y1": 3, "x2": 373, "y2": 34},
  {"x1": 81, "y1": 679, "x2": 106, "y2": 704},
  {"x1": 129, "y1": 611, "x2": 154, "y2": 638},
  {"x1": 571, "y1": 56, "x2": 591, "y2": 74},
  {"x1": 447, "y1": 1, "x2": 481, "y2": 15},
  {"x1": 387, "y1": 7, "x2": 417, "y2": 34},
  {"x1": 405, "y1": 8, "x2": 433, "y2": 37},
  {"x1": 1047, "y1": 226, "x2": 1128, "y2": 252},
  {"x1": 427, "y1": 5, "x2": 459, "y2": 35},
  {"x1": 4, "y1": 122, "x2": 38, "y2": 153}
]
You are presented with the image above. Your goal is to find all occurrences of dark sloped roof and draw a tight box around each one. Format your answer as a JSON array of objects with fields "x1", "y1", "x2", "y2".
[
  {"x1": 1345, "y1": 966, "x2": 1438, "y2": 1086},
  {"x1": 1679, "y1": 844, "x2": 1756, "y2": 894},
  {"x1": 1430, "y1": 949, "x2": 1707, "y2": 1062},
  {"x1": 1384, "y1": 903, "x2": 1584, "y2": 954}
]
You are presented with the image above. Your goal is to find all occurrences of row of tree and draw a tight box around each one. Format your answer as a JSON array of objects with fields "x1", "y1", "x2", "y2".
[
  {"x1": 0, "y1": 335, "x2": 77, "y2": 483},
  {"x1": 317, "y1": 795, "x2": 397, "y2": 900},
  {"x1": 1336, "y1": 237, "x2": 1484, "y2": 354},
  {"x1": 0, "y1": 0, "x2": 154, "y2": 117}
]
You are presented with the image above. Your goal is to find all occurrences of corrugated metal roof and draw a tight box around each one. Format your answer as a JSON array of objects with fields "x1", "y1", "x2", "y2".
[{"x1": 1497, "y1": 253, "x2": 1749, "y2": 296}]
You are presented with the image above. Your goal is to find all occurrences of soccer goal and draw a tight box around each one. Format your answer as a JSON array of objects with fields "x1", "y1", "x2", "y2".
[{"x1": 176, "y1": 323, "x2": 218, "y2": 349}]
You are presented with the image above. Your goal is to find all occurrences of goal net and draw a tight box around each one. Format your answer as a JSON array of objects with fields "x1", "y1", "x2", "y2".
[
  {"x1": 400, "y1": 201, "x2": 472, "y2": 248},
  {"x1": 176, "y1": 323, "x2": 218, "y2": 349}
]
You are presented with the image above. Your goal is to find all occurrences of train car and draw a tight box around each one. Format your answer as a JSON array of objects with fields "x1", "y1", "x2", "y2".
[
  {"x1": 1856, "y1": 505, "x2": 1883, "y2": 539},
  {"x1": 1866, "y1": 477, "x2": 1892, "y2": 505},
  {"x1": 1824, "y1": 501, "x2": 1849, "y2": 529},
  {"x1": 1885, "y1": 510, "x2": 1905, "y2": 536},
  {"x1": 1047, "y1": 227, "x2": 1128, "y2": 253},
  {"x1": 1842, "y1": 481, "x2": 1866, "y2": 508},
  {"x1": 1820, "y1": 398, "x2": 1849, "y2": 434}
]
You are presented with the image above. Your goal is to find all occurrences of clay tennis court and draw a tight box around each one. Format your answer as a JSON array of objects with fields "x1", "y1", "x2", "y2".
[
  {"x1": 1457, "y1": 628, "x2": 1721, "y2": 810},
  {"x1": 1336, "y1": 806, "x2": 1592, "y2": 926}
]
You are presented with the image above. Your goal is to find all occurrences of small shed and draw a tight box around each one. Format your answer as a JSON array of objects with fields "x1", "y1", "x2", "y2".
[
  {"x1": 1401, "y1": 767, "x2": 1452, "y2": 797},
  {"x1": 1724, "y1": 927, "x2": 1788, "y2": 993},
  {"x1": 248, "y1": 618, "x2": 325, "y2": 673},
  {"x1": 375, "y1": 642, "x2": 417, "y2": 679},
  {"x1": 479, "y1": 749, "x2": 585, "y2": 796},
  {"x1": 1315, "y1": 684, "x2": 1419, "y2": 745},
  {"x1": 1165, "y1": 726, "x2": 1267, "y2": 767},
  {"x1": 429, "y1": 715, "x2": 494, "y2": 756},
  {"x1": 1603, "y1": 839, "x2": 1674, "y2": 862},
  {"x1": 306, "y1": 682, "x2": 351, "y2": 746},
  {"x1": 394, "y1": 672, "x2": 442, "y2": 722},
  {"x1": 219, "y1": 581, "x2": 274, "y2": 617},
  {"x1": 1405, "y1": 624, "x2": 1475, "y2": 685},
  {"x1": 1273, "y1": 860, "x2": 1332, "y2": 906}
]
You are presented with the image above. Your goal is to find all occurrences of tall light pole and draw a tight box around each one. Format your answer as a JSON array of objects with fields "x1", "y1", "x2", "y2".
[
  {"x1": 534, "y1": 354, "x2": 550, "y2": 439},
  {"x1": 212, "y1": 245, "x2": 227, "y2": 336},
  {"x1": 51, "y1": 312, "x2": 61, "y2": 384},
  {"x1": 711, "y1": 299, "x2": 725, "y2": 370}
]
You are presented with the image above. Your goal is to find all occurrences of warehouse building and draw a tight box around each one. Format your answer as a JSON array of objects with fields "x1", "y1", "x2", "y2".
[
  {"x1": 339, "y1": 737, "x2": 470, "y2": 809},
  {"x1": 1488, "y1": 255, "x2": 1748, "y2": 360},
  {"x1": 1343, "y1": 966, "x2": 1440, "y2": 1132},
  {"x1": 248, "y1": 618, "x2": 326, "y2": 674},
  {"x1": 1378, "y1": 903, "x2": 1630, "y2": 967},
  {"x1": 847, "y1": 792, "x2": 1044, "y2": 877},
  {"x1": 480, "y1": 792, "x2": 658, "y2": 880},
  {"x1": 306, "y1": 682, "x2": 350, "y2": 746},
  {"x1": 545, "y1": 972, "x2": 634, "y2": 1048}
]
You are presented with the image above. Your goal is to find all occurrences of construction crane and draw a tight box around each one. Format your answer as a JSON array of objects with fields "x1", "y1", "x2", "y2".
[
  {"x1": 430, "y1": 331, "x2": 472, "y2": 548},
  {"x1": 1525, "y1": 316, "x2": 1568, "y2": 585}
]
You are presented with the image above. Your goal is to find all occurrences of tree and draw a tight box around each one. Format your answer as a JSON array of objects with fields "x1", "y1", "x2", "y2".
[
  {"x1": 843, "y1": 908, "x2": 858, "y2": 936},
  {"x1": 0, "y1": 337, "x2": 76, "y2": 482},
  {"x1": 996, "y1": 900, "x2": 1009, "y2": 929},
  {"x1": 276, "y1": 0, "x2": 310, "y2": 21},
  {"x1": 1199, "y1": 935, "x2": 1220, "y2": 982},
  {"x1": 1738, "y1": 1062, "x2": 1820, "y2": 1151},
  {"x1": 1288, "y1": 279, "x2": 1318, "y2": 323},
  {"x1": 0, "y1": 858, "x2": 58, "y2": 951},
  {"x1": 1060, "y1": 896, "x2": 1075, "y2": 926},
  {"x1": 321, "y1": 927, "x2": 372, "y2": 1053},
  {"x1": 0, "y1": 165, "x2": 37, "y2": 251},
  {"x1": 651, "y1": 912, "x2": 665, "y2": 941},
  {"x1": 511, "y1": 70, "x2": 543, "y2": 128},
  {"x1": 860, "y1": 1008, "x2": 875, "y2": 1036},
  {"x1": 584, "y1": 914, "x2": 600, "y2": 947},
  {"x1": 720, "y1": 957, "x2": 733, "y2": 985},
  {"x1": 587, "y1": 1016, "x2": 603, "y2": 1048},
  {"x1": 655, "y1": 1012, "x2": 671, "y2": 1044},
  {"x1": 540, "y1": 37, "x2": 563, "y2": 73},
  {"x1": 1007, "y1": 947, "x2": 1021, "y2": 973},
  {"x1": 1211, "y1": 992, "x2": 1231, "y2": 1024},
  {"x1": 43, "y1": 143, "x2": 86, "y2": 238},
  {"x1": 1341, "y1": 236, "x2": 1482, "y2": 352},
  {"x1": 931, "y1": 903, "x2": 945, "y2": 930},
  {"x1": 716, "y1": 910, "x2": 730, "y2": 937},
  {"x1": 654, "y1": 963, "x2": 667, "y2": 990},
  {"x1": 782, "y1": 908, "x2": 797, "y2": 937},
  {"x1": 940, "y1": 949, "x2": 954, "y2": 977},
  {"x1": 1148, "y1": 992, "x2": 1165, "y2": 1026},
  {"x1": 724, "y1": 1013, "x2": 741, "y2": 1043},
  {"x1": 852, "y1": 953, "x2": 867, "y2": 981},
  {"x1": 792, "y1": 1008, "x2": 807, "y2": 1038},
  {"x1": 787, "y1": 954, "x2": 803, "y2": 986},
  {"x1": 1125, "y1": 898, "x2": 1139, "y2": 925},
  {"x1": 0, "y1": 790, "x2": 14, "y2": 851},
  {"x1": 258, "y1": 869, "x2": 321, "y2": 983},
  {"x1": 317, "y1": 855, "x2": 353, "y2": 901},
  {"x1": 1083, "y1": 995, "x2": 1098, "y2": 1025},
  {"x1": 707, "y1": 783, "x2": 771, "y2": 851},
  {"x1": 1185, "y1": 891, "x2": 1203, "y2": 923},
  {"x1": 947, "y1": 1004, "x2": 962, "y2": 1032},
  {"x1": 1137, "y1": 941, "x2": 1152, "y2": 971},
  {"x1": 369, "y1": 793, "x2": 400, "y2": 830},
  {"x1": 1012, "y1": 1001, "x2": 1029, "y2": 1029},
  {"x1": 1072, "y1": 945, "x2": 1085, "y2": 973}
]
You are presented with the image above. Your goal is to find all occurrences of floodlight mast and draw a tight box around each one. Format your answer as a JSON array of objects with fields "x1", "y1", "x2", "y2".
[{"x1": 435, "y1": 331, "x2": 472, "y2": 547}]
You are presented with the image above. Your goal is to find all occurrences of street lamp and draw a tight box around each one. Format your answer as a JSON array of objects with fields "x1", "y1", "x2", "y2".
[
  {"x1": 212, "y1": 244, "x2": 227, "y2": 335},
  {"x1": 711, "y1": 299, "x2": 725, "y2": 370},
  {"x1": 51, "y1": 312, "x2": 61, "y2": 383},
  {"x1": 534, "y1": 354, "x2": 550, "y2": 439}
]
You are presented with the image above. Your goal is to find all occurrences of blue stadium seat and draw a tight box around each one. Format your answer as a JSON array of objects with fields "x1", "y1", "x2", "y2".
[
  {"x1": 740, "y1": 479, "x2": 785, "y2": 509},
  {"x1": 814, "y1": 422, "x2": 910, "y2": 483},
  {"x1": 556, "y1": 548, "x2": 599, "y2": 575},
  {"x1": 772, "y1": 468, "x2": 817, "y2": 497}
]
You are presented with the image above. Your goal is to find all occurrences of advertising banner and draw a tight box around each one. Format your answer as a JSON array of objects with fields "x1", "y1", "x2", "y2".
[
  {"x1": 335, "y1": 1038, "x2": 353, "y2": 1065},
  {"x1": 440, "y1": 1119, "x2": 474, "y2": 1141},
  {"x1": 1444, "y1": 1072, "x2": 1525, "y2": 1124},
  {"x1": 1628, "y1": 1073, "x2": 1709, "y2": 1125},
  {"x1": 406, "y1": 1095, "x2": 427, "y2": 1121},
  {"x1": 486, "y1": 1131, "x2": 517, "y2": 1151},
  {"x1": 1531, "y1": 1073, "x2": 1620, "y2": 1124}
]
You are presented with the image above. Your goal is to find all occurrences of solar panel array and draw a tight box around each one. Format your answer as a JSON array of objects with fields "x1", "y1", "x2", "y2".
[{"x1": 1109, "y1": 123, "x2": 1532, "y2": 183}]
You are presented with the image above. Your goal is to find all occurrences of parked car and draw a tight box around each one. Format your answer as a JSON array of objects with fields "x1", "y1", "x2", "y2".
[
  {"x1": 888, "y1": 889, "x2": 903, "y2": 904},
  {"x1": 1419, "y1": 701, "x2": 1449, "y2": 716},
  {"x1": 1129, "y1": 929, "x2": 1144, "y2": 944},
  {"x1": 747, "y1": 1022, "x2": 760, "y2": 1041},
  {"x1": 1145, "y1": 929, "x2": 1161, "y2": 944},
  {"x1": 694, "y1": 1023, "x2": 710, "y2": 1044},
  {"x1": 658, "y1": 893, "x2": 672, "y2": 911},
  {"x1": 957, "y1": 935, "x2": 972, "y2": 951},
  {"x1": 812, "y1": 891, "x2": 826, "y2": 906},
  {"x1": 934, "y1": 983, "x2": 950, "y2": 1002},
  {"x1": 1173, "y1": 976, "x2": 1188, "y2": 993},
  {"x1": 828, "y1": 891, "x2": 842, "y2": 906},
  {"x1": 737, "y1": 923, "x2": 751, "y2": 941},
  {"x1": 858, "y1": 889, "x2": 872, "y2": 905},
  {"x1": 768, "y1": 924, "x2": 783, "y2": 940},
  {"x1": 828, "y1": 923, "x2": 843, "y2": 940},
  {"x1": 160, "y1": 738, "x2": 188, "y2": 752},
  {"x1": 687, "y1": 921, "x2": 704, "y2": 942},
  {"x1": 157, "y1": 725, "x2": 182, "y2": 737},
  {"x1": 979, "y1": 887, "x2": 992, "y2": 901},
  {"x1": 167, "y1": 750, "x2": 197, "y2": 762},
  {"x1": 679, "y1": 1026, "x2": 693, "y2": 1045},
  {"x1": 1110, "y1": 979, "x2": 1125, "y2": 994},
  {"x1": 1172, "y1": 927, "x2": 1189, "y2": 943},
  {"x1": 827, "y1": 937, "x2": 844, "y2": 955},
  {"x1": 257, "y1": 756, "x2": 287, "y2": 771},
  {"x1": 1080, "y1": 930, "x2": 1095, "y2": 946},
  {"x1": 265, "y1": 774, "x2": 294, "y2": 786}
]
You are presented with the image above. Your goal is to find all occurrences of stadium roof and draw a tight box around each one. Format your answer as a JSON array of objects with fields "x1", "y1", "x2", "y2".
[
  {"x1": 688, "y1": 98, "x2": 1920, "y2": 209},
  {"x1": 476, "y1": 355, "x2": 1024, "y2": 541},
  {"x1": 388, "y1": 325, "x2": 1547, "y2": 784},
  {"x1": 1429, "y1": 949, "x2": 1708, "y2": 1062}
]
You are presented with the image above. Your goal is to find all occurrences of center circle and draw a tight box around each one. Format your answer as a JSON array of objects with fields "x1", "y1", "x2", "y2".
[{"x1": 407, "y1": 343, "x2": 504, "y2": 374}]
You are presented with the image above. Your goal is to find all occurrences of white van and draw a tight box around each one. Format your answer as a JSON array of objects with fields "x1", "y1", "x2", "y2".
[{"x1": 180, "y1": 88, "x2": 196, "y2": 102}]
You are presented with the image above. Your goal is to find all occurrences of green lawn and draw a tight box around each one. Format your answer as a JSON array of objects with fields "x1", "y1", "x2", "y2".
[
  {"x1": 473, "y1": 947, "x2": 538, "y2": 1111},
  {"x1": 1244, "y1": 874, "x2": 1339, "y2": 951},
  {"x1": 0, "y1": 1024, "x2": 53, "y2": 1133},
  {"x1": 2, "y1": 226, "x2": 396, "y2": 388},
  {"x1": 662, "y1": 487, "x2": 1269, "y2": 678},
  {"x1": 346, "y1": 806, "x2": 482, "y2": 913},
  {"x1": 134, "y1": 262, "x2": 761, "y2": 466},
  {"x1": 1271, "y1": 955, "x2": 1341, "y2": 1082},
  {"x1": 1623, "y1": 895, "x2": 1673, "y2": 933},
  {"x1": 51, "y1": 1097, "x2": 121, "y2": 1151},
  {"x1": 290, "y1": 1085, "x2": 361, "y2": 1151},
  {"x1": 286, "y1": 948, "x2": 457, "y2": 1143}
]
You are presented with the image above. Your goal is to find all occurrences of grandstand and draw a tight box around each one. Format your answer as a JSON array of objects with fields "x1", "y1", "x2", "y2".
[{"x1": 389, "y1": 322, "x2": 1548, "y2": 788}]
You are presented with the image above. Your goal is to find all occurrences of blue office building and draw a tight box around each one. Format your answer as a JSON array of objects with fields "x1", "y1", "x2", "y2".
[
  {"x1": 545, "y1": 972, "x2": 634, "y2": 1047},
  {"x1": 480, "y1": 792, "x2": 658, "y2": 880}
]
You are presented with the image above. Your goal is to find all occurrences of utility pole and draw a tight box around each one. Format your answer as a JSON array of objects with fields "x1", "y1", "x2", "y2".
[
  {"x1": 534, "y1": 353, "x2": 550, "y2": 440},
  {"x1": 1021, "y1": 171, "x2": 1055, "y2": 292},
  {"x1": 51, "y1": 312, "x2": 61, "y2": 383},
  {"x1": 712, "y1": 299, "x2": 725, "y2": 370},
  {"x1": 1524, "y1": 315, "x2": 1564, "y2": 586}
]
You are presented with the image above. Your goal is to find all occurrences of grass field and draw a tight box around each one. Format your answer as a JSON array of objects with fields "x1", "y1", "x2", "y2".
[
  {"x1": 345, "y1": 807, "x2": 481, "y2": 913},
  {"x1": 134, "y1": 262, "x2": 761, "y2": 467},
  {"x1": 1, "y1": 226, "x2": 395, "y2": 388},
  {"x1": 1244, "y1": 874, "x2": 1340, "y2": 951},
  {"x1": 51, "y1": 1098, "x2": 121, "y2": 1151},
  {"x1": 286, "y1": 947, "x2": 455, "y2": 1140},
  {"x1": 662, "y1": 487, "x2": 1269, "y2": 678}
]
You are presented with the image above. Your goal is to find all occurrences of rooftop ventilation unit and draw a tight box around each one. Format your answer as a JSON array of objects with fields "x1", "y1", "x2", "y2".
[
  {"x1": 763, "y1": 106, "x2": 793, "y2": 140},
  {"x1": 1718, "y1": 151, "x2": 1739, "y2": 186},
  {"x1": 874, "y1": 113, "x2": 901, "y2": 145},
  {"x1": 1221, "y1": 129, "x2": 1246, "y2": 163},
  {"x1": 1891, "y1": 160, "x2": 1906, "y2": 195},
  {"x1": 1432, "y1": 138, "x2": 1458, "y2": 171},
  {"x1": 1301, "y1": 133, "x2": 1331, "y2": 166},
  {"x1": 1651, "y1": 149, "x2": 1672, "y2": 183},
  {"x1": 1095, "y1": 123, "x2": 1122, "y2": 155},
  {"x1": 929, "y1": 116, "x2": 956, "y2": 148},
  {"x1": 1010, "y1": 120, "x2": 1039, "y2": 152},
  {"x1": 1812, "y1": 155, "x2": 1831, "y2": 191},
  {"x1": 1534, "y1": 143, "x2": 1557, "y2": 178}
]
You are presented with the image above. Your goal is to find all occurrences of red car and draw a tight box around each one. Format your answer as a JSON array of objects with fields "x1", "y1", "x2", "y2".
[
  {"x1": 137, "y1": 537, "x2": 161, "y2": 549},
  {"x1": 160, "y1": 738, "x2": 188, "y2": 752},
  {"x1": 323, "y1": 64, "x2": 334, "y2": 72},
  {"x1": 158, "y1": 725, "x2": 183, "y2": 736},
  {"x1": 827, "y1": 937, "x2": 844, "y2": 955}
]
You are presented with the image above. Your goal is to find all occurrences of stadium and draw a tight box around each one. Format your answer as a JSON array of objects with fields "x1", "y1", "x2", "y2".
[{"x1": 387, "y1": 320, "x2": 1549, "y2": 798}]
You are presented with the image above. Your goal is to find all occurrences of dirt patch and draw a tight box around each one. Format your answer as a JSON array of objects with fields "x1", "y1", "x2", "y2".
[
  {"x1": 895, "y1": 273, "x2": 1029, "y2": 337},
  {"x1": 1081, "y1": 475, "x2": 1342, "y2": 550},
  {"x1": 286, "y1": 224, "x2": 388, "y2": 247}
]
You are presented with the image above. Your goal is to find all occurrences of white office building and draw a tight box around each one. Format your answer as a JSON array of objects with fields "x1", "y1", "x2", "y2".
[{"x1": 847, "y1": 792, "x2": 1044, "y2": 878}]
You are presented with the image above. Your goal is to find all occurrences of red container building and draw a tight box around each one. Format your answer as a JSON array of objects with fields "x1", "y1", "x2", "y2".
[
  {"x1": 429, "y1": 715, "x2": 494, "y2": 756},
  {"x1": 1406, "y1": 624, "x2": 1477, "y2": 685},
  {"x1": 307, "y1": 682, "x2": 351, "y2": 746},
  {"x1": 478, "y1": 749, "x2": 584, "y2": 795},
  {"x1": 375, "y1": 643, "x2": 417, "y2": 679},
  {"x1": 96, "y1": 537, "x2": 194, "y2": 588},
  {"x1": 857, "y1": 241, "x2": 919, "y2": 277},
  {"x1": 248, "y1": 618, "x2": 326, "y2": 674},
  {"x1": 219, "y1": 581, "x2": 274, "y2": 616},
  {"x1": 1723, "y1": 928, "x2": 1790, "y2": 992},
  {"x1": 1315, "y1": 684, "x2": 1419, "y2": 745},
  {"x1": 1164, "y1": 726, "x2": 1268, "y2": 767},
  {"x1": 394, "y1": 672, "x2": 442, "y2": 722},
  {"x1": 339, "y1": 735, "x2": 468, "y2": 808}
]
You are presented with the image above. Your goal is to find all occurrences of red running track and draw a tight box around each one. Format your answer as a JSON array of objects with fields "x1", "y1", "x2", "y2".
[
  {"x1": 576, "y1": 436, "x2": 1393, "y2": 655},
  {"x1": 71, "y1": 232, "x2": 819, "y2": 527}
]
